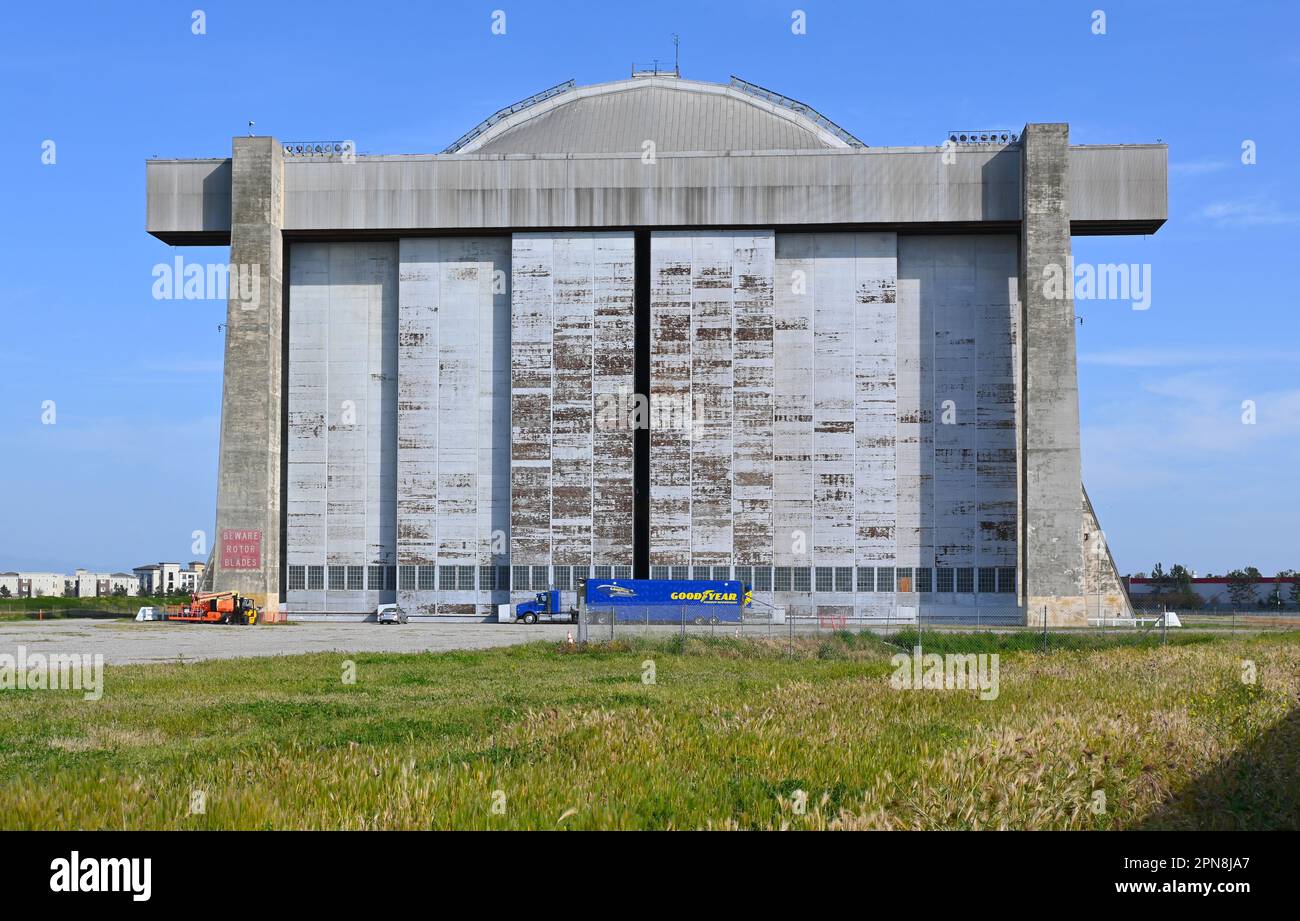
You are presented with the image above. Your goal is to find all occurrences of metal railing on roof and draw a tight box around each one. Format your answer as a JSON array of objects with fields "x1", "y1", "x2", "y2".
[
  {"x1": 729, "y1": 75, "x2": 865, "y2": 147},
  {"x1": 442, "y1": 79, "x2": 577, "y2": 153},
  {"x1": 631, "y1": 61, "x2": 679, "y2": 78}
]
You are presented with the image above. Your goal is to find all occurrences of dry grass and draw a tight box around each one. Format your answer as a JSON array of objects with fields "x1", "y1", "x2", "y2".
[{"x1": 0, "y1": 633, "x2": 1295, "y2": 829}]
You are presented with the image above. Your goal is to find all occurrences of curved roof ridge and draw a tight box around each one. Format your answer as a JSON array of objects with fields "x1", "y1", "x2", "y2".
[{"x1": 447, "y1": 76, "x2": 862, "y2": 155}]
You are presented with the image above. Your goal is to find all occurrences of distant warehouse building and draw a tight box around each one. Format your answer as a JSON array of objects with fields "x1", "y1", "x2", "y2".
[{"x1": 144, "y1": 73, "x2": 1166, "y2": 623}]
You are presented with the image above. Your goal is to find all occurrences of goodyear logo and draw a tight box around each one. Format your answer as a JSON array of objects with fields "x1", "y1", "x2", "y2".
[{"x1": 669, "y1": 590, "x2": 737, "y2": 604}]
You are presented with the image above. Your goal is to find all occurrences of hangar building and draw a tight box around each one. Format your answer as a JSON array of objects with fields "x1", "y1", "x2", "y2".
[{"x1": 144, "y1": 73, "x2": 1166, "y2": 623}]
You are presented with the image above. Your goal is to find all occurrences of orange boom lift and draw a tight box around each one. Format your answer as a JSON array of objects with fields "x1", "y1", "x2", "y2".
[{"x1": 167, "y1": 590, "x2": 260, "y2": 625}]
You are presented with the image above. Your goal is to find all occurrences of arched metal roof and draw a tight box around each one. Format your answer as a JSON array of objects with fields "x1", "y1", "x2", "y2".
[{"x1": 446, "y1": 76, "x2": 863, "y2": 155}]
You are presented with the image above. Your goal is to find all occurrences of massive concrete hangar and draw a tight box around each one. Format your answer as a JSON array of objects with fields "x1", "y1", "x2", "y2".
[{"x1": 145, "y1": 74, "x2": 1166, "y2": 623}]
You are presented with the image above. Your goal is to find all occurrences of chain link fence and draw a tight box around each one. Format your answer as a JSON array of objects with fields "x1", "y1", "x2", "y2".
[
  {"x1": 573, "y1": 596, "x2": 1299, "y2": 655},
  {"x1": 1128, "y1": 598, "x2": 1300, "y2": 637}
]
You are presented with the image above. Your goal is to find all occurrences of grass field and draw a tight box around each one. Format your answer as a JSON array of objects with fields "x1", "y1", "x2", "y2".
[
  {"x1": 0, "y1": 595, "x2": 176, "y2": 620},
  {"x1": 0, "y1": 631, "x2": 1296, "y2": 830}
]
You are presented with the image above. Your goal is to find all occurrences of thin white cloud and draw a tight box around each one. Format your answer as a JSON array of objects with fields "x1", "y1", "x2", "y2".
[
  {"x1": 1169, "y1": 159, "x2": 1231, "y2": 178},
  {"x1": 1085, "y1": 381, "x2": 1300, "y2": 461},
  {"x1": 143, "y1": 359, "x2": 223, "y2": 375},
  {"x1": 1194, "y1": 197, "x2": 1300, "y2": 227},
  {"x1": 6, "y1": 416, "x2": 220, "y2": 459},
  {"x1": 1080, "y1": 347, "x2": 1300, "y2": 368}
]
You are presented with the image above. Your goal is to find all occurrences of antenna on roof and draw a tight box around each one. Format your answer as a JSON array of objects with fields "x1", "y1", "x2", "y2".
[{"x1": 631, "y1": 35, "x2": 681, "y2": 78}]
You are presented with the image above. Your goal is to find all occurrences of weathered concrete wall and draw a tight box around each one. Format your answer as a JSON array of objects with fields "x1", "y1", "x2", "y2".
[
  {"x1": 1020, "y1": 124, "x2": 1086, "y2": 625},
  {"x1": 774, "y1": 233, "x2": 900, "y2": 618},
  {"x1": 848, "y1": 236, "x2": 901, "y2": 615},
  {"x1": 897, "y1": 235, "x2": 1020, "y2": 587},
  {"x1": 279, "y1": 228, "x2": 1023, "y2": 619},
  {"x1": 211, "y1": 138, "x2": 284, "y2": 618},
  {"x1": 649, "y1": 232, "x2": 776, "y2": 572},
  {"x1": 510, "y1": 233, "x2": 635, "y2": 604},
  {"x1": 285, "y1": 242, "x2": 397, "y2": 614},
  {"x1": 395, "y1": 237, "x2": 511, "y2": 616},
  {"x1": 644, "y1": 231, "x2": 1018, "y2": 617},
  {"x1": 975, "y1": 239, "x2": 1020, "y2": 576}
]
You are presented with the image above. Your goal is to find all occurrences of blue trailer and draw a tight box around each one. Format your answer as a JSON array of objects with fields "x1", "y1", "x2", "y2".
[
  {"x1": 506, "y1": 578, "x2": 752, "y2": 625},
  {"x1": 579, "y1": 578, "x2": 750, "y2": 625}
]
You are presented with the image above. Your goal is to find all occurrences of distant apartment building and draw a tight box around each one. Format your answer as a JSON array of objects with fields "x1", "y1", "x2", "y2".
[
  {"x1": 71, "y1": 570, "x2": 140, "y2": 597},
  {"x1": 0, "y1": 572, "x2": 67, "y2": 598},
  {"x1": 0, "y1": 569, "x2": 140, "y2": 598},
  {"x1": 131, "y1": 561, "x2": 206, "y2": 595}
]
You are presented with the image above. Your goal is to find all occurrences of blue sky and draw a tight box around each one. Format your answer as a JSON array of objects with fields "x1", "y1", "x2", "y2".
[{"x1": 1, "y1": 0, "x2": 1296, "y2": 576}]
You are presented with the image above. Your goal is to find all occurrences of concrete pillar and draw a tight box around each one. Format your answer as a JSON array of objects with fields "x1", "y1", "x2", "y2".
[
  {"x1": 210, "y1": 137, "x2": 284, "y2": 619},
  {"x1": 1019, "y1": 124, "x2": 1086, "y2": 626}
]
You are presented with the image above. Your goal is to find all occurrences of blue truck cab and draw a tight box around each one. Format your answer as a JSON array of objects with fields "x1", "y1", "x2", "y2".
[{"x1": 513, "y1": 589, "x2": 577, "y2": 625}]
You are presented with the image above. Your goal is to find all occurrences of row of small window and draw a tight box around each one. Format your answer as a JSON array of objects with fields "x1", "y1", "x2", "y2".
[
  {"x1": 648, "y1": 565, "x2": 1016, "y2": 595},
  {"x1": 286, "y1": 563, "x2": 1016, "y2": 594},
  {"x1": 288, "y1": 564, "x2": 503, "y2": 592},
  {"x1": 287, "y1": 565, "x2": 396, "y2": 592},
  {"x1": 285, "y1": 563, "x2": 637, "y2": 593}
]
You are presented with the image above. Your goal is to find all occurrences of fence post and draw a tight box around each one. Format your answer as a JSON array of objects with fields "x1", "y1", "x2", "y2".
[
  {"x1": 1042, "y1": 605, "x2": 1048, "y2": 653},
  {"x1": 1161, "y1": 604, "x2": 1167, "y2": 646}
]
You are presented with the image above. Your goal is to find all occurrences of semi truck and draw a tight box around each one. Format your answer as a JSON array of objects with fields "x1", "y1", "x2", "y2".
[
  {"x1": 511, "y1": 589, "x2": 576, "y2": 625},
  {"x1": 503, "y1": 579, "x2": 751, "y2": 625}
]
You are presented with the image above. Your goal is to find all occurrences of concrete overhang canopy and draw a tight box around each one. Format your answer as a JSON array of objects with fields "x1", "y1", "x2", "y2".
[
  {"x1": 143, "y1": 77, "x2": 1167, "y2": 242},
  {"x1": 450, "y1": 76, "x2": 860, "y2": 155}
]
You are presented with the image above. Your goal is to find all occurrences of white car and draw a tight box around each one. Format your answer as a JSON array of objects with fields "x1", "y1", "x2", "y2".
[
  {"x1": 376, "y1": 603, "x2": 408, "y2": 625},
  {"x1": 134, "y1": 606, "x2": 165, "y2": 622}
]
